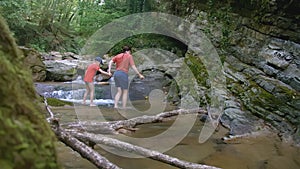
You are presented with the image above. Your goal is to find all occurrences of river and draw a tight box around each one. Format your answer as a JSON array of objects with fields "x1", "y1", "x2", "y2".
[{"x1": 37, "y1": 81, "x2": 300, "y2": 169}]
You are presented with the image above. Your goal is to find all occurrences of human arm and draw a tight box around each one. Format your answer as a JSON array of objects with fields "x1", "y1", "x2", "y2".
[
  {"x1": 98, "y1": 68, "x2": 111, "y2": 76},
  {"x1": 131, "y1": 65, "x2": 144, "y2": 79},
  {"x1": 108, "y1": 59, "x2": 114, "y2": 75}
]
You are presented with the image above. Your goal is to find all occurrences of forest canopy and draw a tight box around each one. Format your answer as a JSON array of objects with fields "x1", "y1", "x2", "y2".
[
  {"x1": 0, "y1": 0, "x2": 215, "y2": 54},
  {"x1": 0, "y1": 0, "x2": 158, "y2": 53}
]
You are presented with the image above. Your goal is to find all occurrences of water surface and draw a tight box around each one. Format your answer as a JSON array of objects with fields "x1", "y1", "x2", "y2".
[{"x1": 54, "y1": 104, "x2": 300, "y2": 169}]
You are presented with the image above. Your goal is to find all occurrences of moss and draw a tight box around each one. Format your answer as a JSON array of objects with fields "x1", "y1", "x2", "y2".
[
  {"x1": 184, "y1": 54, "x2": 209, "y2": 87},
  {"x1": 66, "y1": 67, "x2": 77, "y2": 75},
  {"x1": 0, "y1": 15, "x2": 59, "y2": 168},
  {"x1": 227, "y1": 71, "x2": 299, "y2": 128},
  {"x1": 47, "y1": 98, "x2": 73, "y2": 107}
]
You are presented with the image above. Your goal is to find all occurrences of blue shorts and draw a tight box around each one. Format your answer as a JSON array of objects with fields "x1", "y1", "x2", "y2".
[{"x1": 114, "y1": 70, "x2": 128, "y2": 89}]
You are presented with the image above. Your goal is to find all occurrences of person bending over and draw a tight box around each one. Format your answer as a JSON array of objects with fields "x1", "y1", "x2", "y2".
[
  {"x1": 83, "y1": 56, "x2": 111, "y2": 106},
  {"x1": 108, "y1": 46, "x2": 144, "y2": 109}
]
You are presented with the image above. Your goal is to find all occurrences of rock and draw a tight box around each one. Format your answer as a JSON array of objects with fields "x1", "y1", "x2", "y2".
[
  {"x1": 44, "y1": 60, "x2": 78, "y2": 81},
  {"x1": 19, "y1": 46, "x2": 47, "y2": 82},
  {"x1": 222, "y1": 129, "x2": 272, "y2": 144},
  {"x1": 259, "y1": 61, "x2": 280, "y2": 76},
  {"x1": 264, "y1": 50, "x2": 292, "y2": 69},
  {"x1": 278, "y1": 64, "x2": 300, "y2": 91}
]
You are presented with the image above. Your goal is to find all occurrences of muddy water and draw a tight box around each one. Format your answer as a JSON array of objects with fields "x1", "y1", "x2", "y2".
[{"x1": 53, "y1": 104, "x2": 300, "y2": 169}]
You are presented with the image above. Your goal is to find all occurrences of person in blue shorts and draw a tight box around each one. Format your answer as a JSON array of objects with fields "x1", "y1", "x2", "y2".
[{"x1": 108, "y1": 46, "x2": 144, "y2": 108}]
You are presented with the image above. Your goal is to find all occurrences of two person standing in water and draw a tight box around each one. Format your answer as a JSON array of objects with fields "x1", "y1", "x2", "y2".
[{"x1": 83, "y1": 46, "x2": 144, "y2": 108}]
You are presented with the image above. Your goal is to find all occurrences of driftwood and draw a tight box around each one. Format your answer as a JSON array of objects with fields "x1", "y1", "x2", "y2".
[
  {"x1": 45, "y1": 98, "x2": 221, "y2": 169},
  {"x1": 45, "y1": 98, "x2": 121, "y2": 169},
  {"x1": 50, "y1": 118, "x2": 121, "y2": 169},
  {"x1": 72, "y1": 131, "x2": 221, "y2": 169},
  {"x1": 66, "y1": 108, "x2": 207, "y2": 134},
  {"x1": 222, "y1": 129, "x2": 272, "y2": 144}
]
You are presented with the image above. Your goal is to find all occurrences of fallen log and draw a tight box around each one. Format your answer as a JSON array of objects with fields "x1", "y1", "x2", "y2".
[
  {"x1": 45, "y1": 98, "x2": 121, "y2": 169},
  {"x1": 45, "y1": 98, "x2": 221, "y2": 169},
  {"x1": 111, "y1": 108, "x2": 207, "y2": 129},
  {"x1": 50, "y1": 119, "x2": 121, "y2": 169},
  {"x1": 66, "y1": 108, "x2": 207, "y2": 134},
  {"x1": 72, "y1": 131, "x2": 222, "y2": 169}
]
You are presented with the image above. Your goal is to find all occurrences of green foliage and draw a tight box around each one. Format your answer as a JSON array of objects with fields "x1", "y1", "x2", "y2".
[
  {"x1": 1, "y1": 0, "x2": 158, "y2": 52},
  {"x1": 126, "y1": 0, "x2": 155, "y2": 13},
  {"x1": 108, "y1": 33, "x2": 187, "y2": 56},
  {"x1": 184, "y1": 54, "x2": 209, "y2": 87},
  {"x1": 250, "y1": 0, "x2": 273, "y2": 10},
  {"x1": 0, "y1": 0, "x2": 80, "y2": 52},
  {"x1": 0, "y1": 0, "x2": 234, "y2": 54},
  {"x1": 0, "y1": 0, "x2": 195, "y2": 53},
  {"x1": 75, "y1": 0, "x2": 128, "y2": 38},
  {"x1": 205, "y1": 0, "x2": 234, "y2": 51},
  {"x1": 157, "y1": 0, "x2": 201, "y2": 16}
]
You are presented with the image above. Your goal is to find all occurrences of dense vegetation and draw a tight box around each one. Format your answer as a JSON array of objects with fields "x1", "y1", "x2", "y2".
[
  {"x1": 0, "y1": 0, "x2": 222, "y2": 54},
  {"x1": 0, "y1": 0, "x2": 279, "y2": 54},
  {"x1": 0, "y1": 0, "x2": 158, "y2": 53}
]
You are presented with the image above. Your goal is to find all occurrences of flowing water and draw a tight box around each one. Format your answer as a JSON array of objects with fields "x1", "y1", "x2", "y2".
[{"x1": 38, "y1": 82, "x2": 300, "y2": 169}]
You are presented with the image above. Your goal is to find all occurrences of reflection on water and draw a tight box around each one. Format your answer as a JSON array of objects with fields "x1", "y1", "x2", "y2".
[{"x1": 54, "y1": 103, "x2": 300, "y2": 169}]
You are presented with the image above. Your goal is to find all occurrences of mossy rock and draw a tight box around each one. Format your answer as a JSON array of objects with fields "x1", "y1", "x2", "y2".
[
  {"x1": 47, "y1": 98, "x2": 73, "y2": 107},
  {"x1": 0, "y1": 15, "x2": 59, "y2": 169}
]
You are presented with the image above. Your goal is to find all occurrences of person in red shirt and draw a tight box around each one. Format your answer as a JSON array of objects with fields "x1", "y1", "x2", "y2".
[
  {"x1": 83, "y1": 57, "x2": 111, "y2": 106},
  {"x1": 108, "y1": 46, "x2": 144, "y2": 108}
]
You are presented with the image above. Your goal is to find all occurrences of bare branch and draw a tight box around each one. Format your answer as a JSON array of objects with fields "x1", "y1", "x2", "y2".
[
  {"x1": 44, "y1": 97, "x2": 54, "y2": 121},
  {"x1": 72, "y1": 132, "x2": 221, "y2": 169},
  {"x1": 45, "y1": 98, "x2": 220, "y2": 169},
  {"x1": 51, "y1": 119, "x2": 121, "y2": 169},
  {"x1": 67, "y1": 108, "x2": 207, "y2": 134},
  {"x1": 44, "y1": 98, "x2": 121, "y2": 169}
]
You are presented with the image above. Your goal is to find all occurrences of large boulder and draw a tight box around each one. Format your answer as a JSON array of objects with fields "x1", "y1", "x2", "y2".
[{"x1": 44, "y1": 60, "x2": 78, "y2": 81}]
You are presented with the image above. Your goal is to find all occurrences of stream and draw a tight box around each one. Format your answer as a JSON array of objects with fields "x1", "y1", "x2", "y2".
[{"x1": 36, "y1": 80, "x2": 300, "y2": 169}]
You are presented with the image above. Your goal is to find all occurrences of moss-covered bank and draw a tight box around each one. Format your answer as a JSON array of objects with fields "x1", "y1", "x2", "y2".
[{"x1": 0, "y1": 15, "x2": 59, "y2": 169}]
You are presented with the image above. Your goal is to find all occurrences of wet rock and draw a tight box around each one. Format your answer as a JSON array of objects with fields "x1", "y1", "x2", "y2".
[
  {"x1": 19, "y1": 46, "x2": 47, "y2": 82},
  {"x1": 42, "y1": 51, "x2": 80, "y2": 60},
  {"x1": 44, "y1": 60, "x2": 78, "y2": 81},
  {"x1": 263, "y1": 50, "x2": 292, "y2": 69},
  {"x1": 278, "y1": 64, "x2": 300, "y2": 91},
  {"x1": 259, "y1": 61, "x2": 280, "y2": 76}
]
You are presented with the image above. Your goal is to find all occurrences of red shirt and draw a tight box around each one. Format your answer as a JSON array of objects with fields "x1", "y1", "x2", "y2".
[
  {"x1": 84, "y1": 63, "x2": 100, "y2": 83},
  {"x1": 112, "y1": 53, "x2": 135, "y2": 74}
]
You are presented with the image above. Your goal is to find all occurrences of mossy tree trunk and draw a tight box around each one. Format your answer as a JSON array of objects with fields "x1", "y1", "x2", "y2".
[{"x1": 0, "y1": 15, "x2": 59, "y2": 169}]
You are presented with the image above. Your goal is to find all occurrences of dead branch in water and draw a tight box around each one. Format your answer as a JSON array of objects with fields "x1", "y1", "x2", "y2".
[
  {"x1": 44, "y1": 98, "x2": 121, "y2": 169},
  {"x1": 44, "y1": 98, "x2": 221, "y2": 169},
  {"x1": 50, "y1": 118, "x2": 121, "y2": 169},
  {"x1": 72, "y1": 131, "x2": 221, "y2": 169},
  {"x1": 66, "y1": 108, "x2": 207, "y2": 134}
]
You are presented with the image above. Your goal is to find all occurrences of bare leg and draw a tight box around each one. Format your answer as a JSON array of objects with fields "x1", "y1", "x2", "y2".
[
  {"x1": 89, "y1": 83, "x2": 96, "y2": 106},
  {"x1": 83, "y1": 82, "x2": 90, "y2": 104},
  {"x1": 114, "y1": 87, "x2": 122, "y2": 108},
  {"x1": 122, "y1": 89, "x2": 128, "y2": 108}
]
